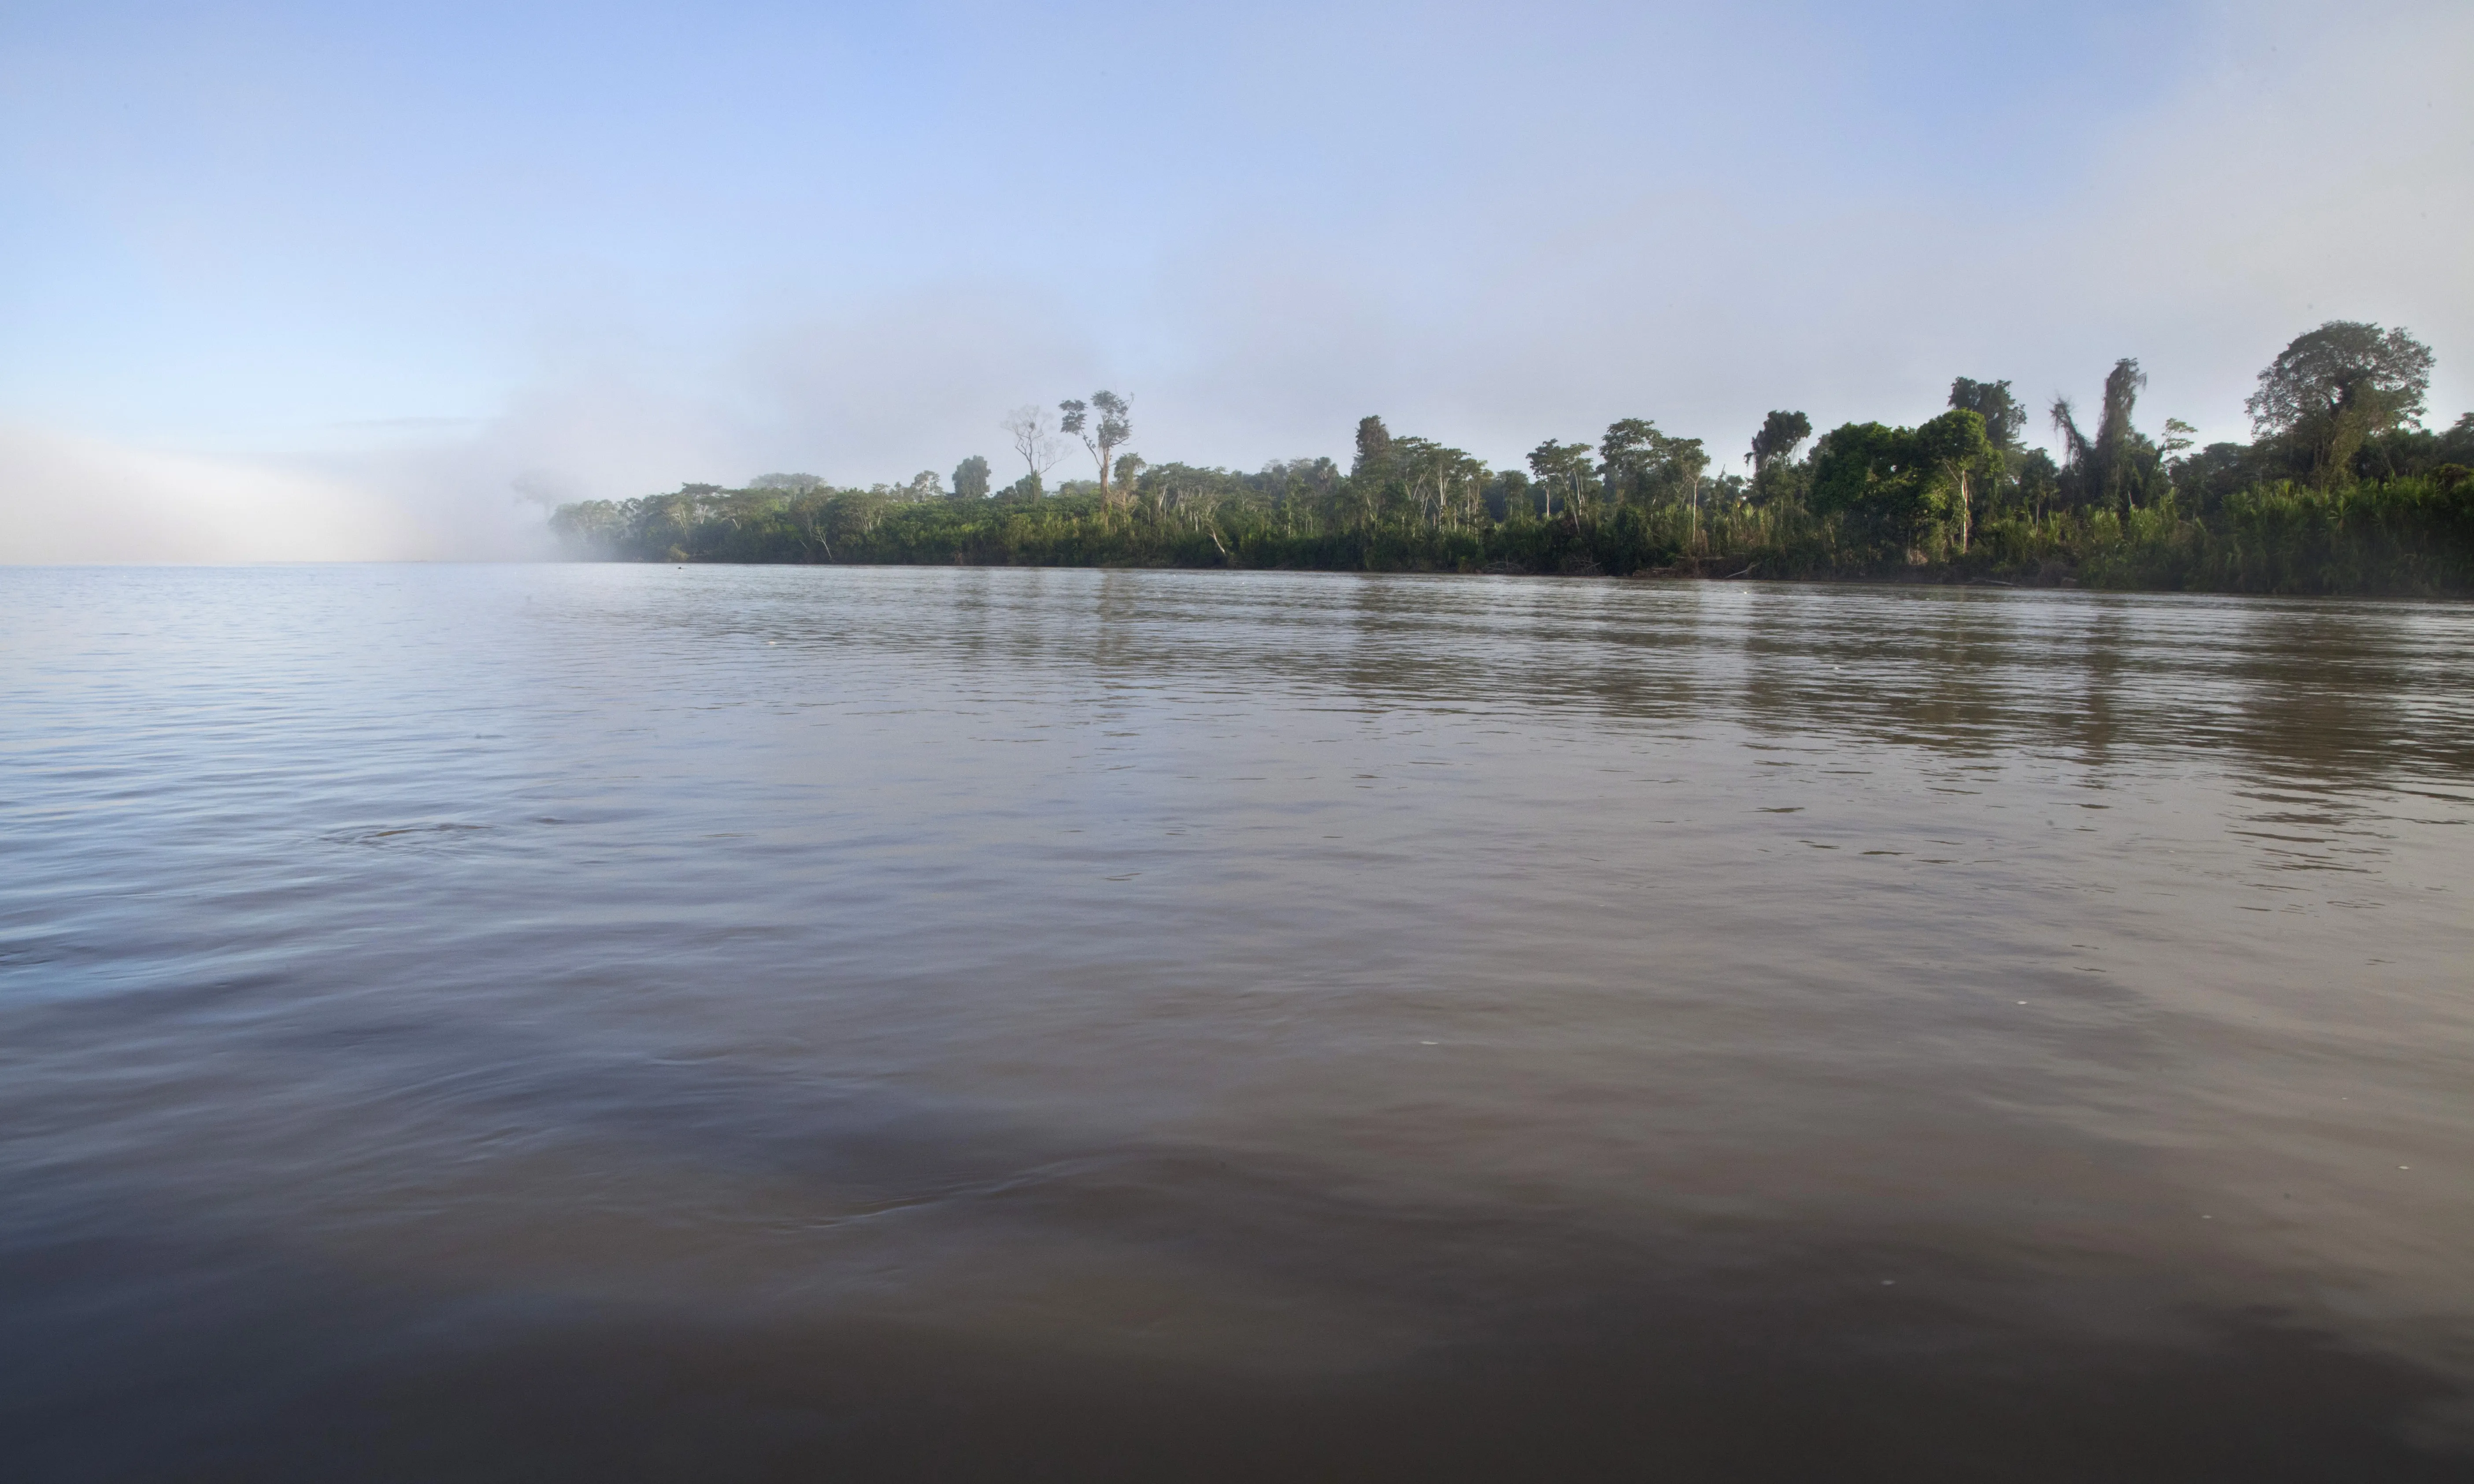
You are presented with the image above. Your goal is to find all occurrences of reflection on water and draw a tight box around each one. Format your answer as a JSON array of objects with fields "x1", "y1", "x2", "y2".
[{"x1": 3, "y1": 565, "x2": 2471, "y2": 1482}]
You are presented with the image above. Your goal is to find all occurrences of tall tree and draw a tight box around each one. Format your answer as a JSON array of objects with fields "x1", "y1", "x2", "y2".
[
  {"x1": 1528, "y1": 440, "x2": 1596, "y2": 526},
  {"x1": 952, "y1": 455, "x2": 991, "y2": 500},
  {"x1": 1353, "y1": 415, "x2": 1394, "y2": 476},
  {"x1": 1001, "y1": 406, "x2": 1065, "y2": 494},
  {"x1": 2097, "y1": 359, "x2": 2147, "y2": 474},
  {"x1": 1745, "y1": 411, "x2": 1811, "y2": 507},
  {"x1": 2050, "y1": 359, "x2": 2156, "y2": 514},
  {"x1": 1748, "y1": 411, "x2": 1812, "y2": 469},
  {"x1": 1948, "y1": 381, "x2": 2025, "y2": 519},
  {"x1": 1059, "y1": 391, "x2": 1134, "y2": 508},
  {"x1": 1601, "y1": 418, "x2": 1708, "y2": 521},
  {"x1": 1483, "y1": 468, "x2": 1534, "y2": 522},
  {"x1": 1946, "y1": 379, "x2": 2025, "y2": 452},
  {"x1": 1811, "y1": 422, "x2": 1928, "y2": 555},
  {"x1": 1600, "y1": 418, "x2": 1663, "y2": 506},
  {"x1": 1912, "y1": 410, "x2": 1990, "y2": 552},
  {"x1": 1667, "y1": 436, "x2": 1710, "y2": 546},
  {"x1": 1396, "y1": 441, "x2": 1484, "y2": 530},
  {"x1": 2245, "y1": 321, "x2": 2435, "y2": 486}
]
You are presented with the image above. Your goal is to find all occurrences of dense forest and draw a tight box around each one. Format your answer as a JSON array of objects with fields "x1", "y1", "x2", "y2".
[{"x1": 550, "y1": 322, "x2": 2474, "y2": 596}]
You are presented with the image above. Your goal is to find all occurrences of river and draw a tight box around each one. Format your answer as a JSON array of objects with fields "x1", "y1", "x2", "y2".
[{"x1": 4, "y1": 563, "x2": 2470, "y2": 1480}]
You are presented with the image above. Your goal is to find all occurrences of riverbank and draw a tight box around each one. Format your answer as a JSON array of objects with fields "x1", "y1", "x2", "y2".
[{"x1": 552, "y1": 474, "x2": 2474, "y2": 598}]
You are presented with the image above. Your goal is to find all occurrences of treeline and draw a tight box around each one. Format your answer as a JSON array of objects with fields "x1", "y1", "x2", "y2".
[{"x1": 549, "y1": 321, "x2": 2474, "y2": 596}]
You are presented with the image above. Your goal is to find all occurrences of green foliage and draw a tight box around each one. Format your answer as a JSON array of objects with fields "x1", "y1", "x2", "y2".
[
  {"x1": 549, "y1": 330, "x2": 2472, "y2": 597},
  {"x1": 1750, "y1": 410, "x2": 1811, "y2": 466},
  {"x1": 1918, "y1": 409, "x2": 1994, "y2": 552},
  {"x1": 1352, "y1": 416, "x2": 1392, "y2": 475},
  {"x1": 1526, "y1": 440, "x2": 1596, "y2": 522},
  {"x1": 1810, "y1": 421, "x2": 1940, "y2": 558},
  {"x1": 1947, "y1": 379, "x2": 2025, "y2": 451},
  {"x1": 1600, "y1": 419, "x2": 1710, "y2": 513},
  {"x1": 2051, "y1": 359, "x2": 2166, "y2": 515},
  {"x1": 2247, "y1": 321, "x2": 2435, "y2": 487},
  {"x1": 1060, "y1": 391, "x2": 1134, "y2": 506},
  {"x1": 549, "y1": 464, "x2": 2473, "y2": 597},
  {"x1": 952, "y1": 455, "x2": 990, "y2": 500}
]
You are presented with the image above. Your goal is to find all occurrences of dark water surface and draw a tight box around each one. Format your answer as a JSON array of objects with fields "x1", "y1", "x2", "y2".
[{"x1": 4, "y1": 563, "x2": 2472, "y2": 1481}]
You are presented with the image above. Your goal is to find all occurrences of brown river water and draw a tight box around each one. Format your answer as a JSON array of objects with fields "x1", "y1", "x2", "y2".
[{"x1": 3, "y1": 563, "x2": 2470, "y2": 1480}]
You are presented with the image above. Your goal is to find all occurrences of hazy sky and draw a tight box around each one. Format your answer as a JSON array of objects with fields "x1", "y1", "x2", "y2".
[{"x1": 4, "y1": 0, "x2": 2469, "y2": 559}]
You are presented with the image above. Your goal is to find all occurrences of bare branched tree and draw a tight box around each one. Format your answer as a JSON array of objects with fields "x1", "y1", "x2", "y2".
[{"x1": 1001, "y1": 406, "x2": 1067, "y2": 492}]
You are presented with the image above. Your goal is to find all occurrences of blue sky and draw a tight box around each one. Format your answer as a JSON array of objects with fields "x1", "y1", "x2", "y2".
[{"x1": 2, "y1": 0, "x2": 2468, "y2": 557}]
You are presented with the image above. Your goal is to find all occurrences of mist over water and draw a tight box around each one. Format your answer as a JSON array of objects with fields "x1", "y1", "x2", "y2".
[{"x1": 4, "y1": 565, "x2": 2471, "y2": 1481}]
